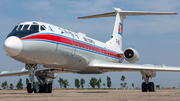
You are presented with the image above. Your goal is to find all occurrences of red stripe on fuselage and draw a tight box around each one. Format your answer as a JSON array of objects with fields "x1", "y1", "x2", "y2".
[
  {"x1": 21, "y1": 34, "x2": 72, "y2": 45},
  {"x1": 21, "y1": 34, "x2": 122, "y2": 58}
]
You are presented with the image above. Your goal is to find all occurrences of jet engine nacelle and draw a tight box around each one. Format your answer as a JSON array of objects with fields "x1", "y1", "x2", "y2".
[{"x1": 123, "y1": 48, "x2": 140, "y2": 63}]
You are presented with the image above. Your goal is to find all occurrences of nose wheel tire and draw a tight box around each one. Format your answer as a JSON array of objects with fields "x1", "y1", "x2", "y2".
[
  {"x1": 27, "y1": 83, "x2": 33, "y2": 93},
  {"x1": 33, "y1": 83, "x2": 39, "y2": 93}
]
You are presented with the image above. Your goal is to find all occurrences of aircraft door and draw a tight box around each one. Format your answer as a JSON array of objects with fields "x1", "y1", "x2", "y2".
[{"x1": 71, "y1": 40, "x2": 76, "y2": 56}]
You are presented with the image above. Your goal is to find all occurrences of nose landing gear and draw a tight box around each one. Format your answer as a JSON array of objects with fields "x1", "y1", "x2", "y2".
[{"x1": 26, "y1": 64, "x2": 52, "y2": 93}]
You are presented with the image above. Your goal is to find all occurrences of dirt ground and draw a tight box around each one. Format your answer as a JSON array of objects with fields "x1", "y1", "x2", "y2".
[{"x1": 0, "y1": 89, "x2": 180, "y2": 101}]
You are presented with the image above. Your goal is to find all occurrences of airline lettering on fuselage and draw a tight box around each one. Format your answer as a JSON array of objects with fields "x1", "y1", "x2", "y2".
[
  {"x1": 59, "y1": 28, "x2": 79, "y2": 39},
  {"x1": 49, "y1": 26, "x2": 54, "y2": 32}
]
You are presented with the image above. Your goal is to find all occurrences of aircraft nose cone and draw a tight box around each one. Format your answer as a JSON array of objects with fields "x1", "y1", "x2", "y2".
[{"x1": 4, "y1": 36, "x2": 22, "y2": 56}]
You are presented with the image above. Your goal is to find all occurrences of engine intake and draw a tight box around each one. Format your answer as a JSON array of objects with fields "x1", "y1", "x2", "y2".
[{"x1": 124, "y1": 48, "x2": 140, "y2": 63}]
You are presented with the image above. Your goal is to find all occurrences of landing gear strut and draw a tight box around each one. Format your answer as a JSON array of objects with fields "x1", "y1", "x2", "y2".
[
  {"x1": 26, "y1": 64, "x2": 52, "y2": 93},
  {"x1": 141, "y1": 75, "x2": 155, "y2": 92}
]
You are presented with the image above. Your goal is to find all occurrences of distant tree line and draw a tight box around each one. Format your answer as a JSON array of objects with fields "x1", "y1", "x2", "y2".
[
  {"x1": 1, "y1": 78, "x2": 23, "y2": 90},
  {"x1": 1, "y1": 75, "x2": 134, "y2": 89}
]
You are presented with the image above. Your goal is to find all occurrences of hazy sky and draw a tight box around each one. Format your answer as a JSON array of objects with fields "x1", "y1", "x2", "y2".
[{"x1": 0, "y1": 0, "x2": 180, "y2": 89}]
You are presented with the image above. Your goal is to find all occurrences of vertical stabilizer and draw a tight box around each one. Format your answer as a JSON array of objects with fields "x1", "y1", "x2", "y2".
[
  {"x1": 78, "y1": 7, "x2": 177, "y2": 50},
  {"x1": 106, "y1": 8, "x2": 124, "y2": 49}
]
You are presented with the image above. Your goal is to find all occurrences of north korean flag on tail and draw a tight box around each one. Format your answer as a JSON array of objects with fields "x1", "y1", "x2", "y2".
[{"x1": 118, "y1": 23, "x2": 123, "y2": 36}]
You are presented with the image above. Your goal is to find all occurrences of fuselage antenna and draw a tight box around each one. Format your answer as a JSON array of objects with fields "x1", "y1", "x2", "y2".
[{"x1": 39, "y1": 18, "x2": 43, "y2": 22}]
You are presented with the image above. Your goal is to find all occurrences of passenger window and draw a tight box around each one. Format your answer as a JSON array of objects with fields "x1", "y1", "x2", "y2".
[
  {"x1": 17, "y1": 25, "x2": 23, "y2": 30},
  {"x1": 23, "y1": 25, "x2": 29, "y2": 30},
  {"x1": 12, "y1": 25, "x2": 18, "y2": 32},
  {"x1": 84, "y1": 44, "x2": 86, "y2": 48},
  {"x1": 72, "y1": 41, "x2": 75, "y2": 45},
  {"x1": 87, "y1": 45, "x2": 89, "y2": 49},
  {"x1": 77, "y1": 42, "x2": 79, "y2": 47},
  {"x1": 94, "y1": 47, "x2": 96, "y2": 51},
  {"x1": 91, "y1": 46, "x2": 93, "y2": 50},
  {"x1": 97, "y1": 48, "x2": 99, "y2": 52},
  {"x1": 30, "y1": 25, "x2": 39, "y2": 31}
]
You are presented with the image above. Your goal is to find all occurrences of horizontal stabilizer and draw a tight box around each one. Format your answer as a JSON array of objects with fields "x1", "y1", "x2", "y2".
[{"x1": 78, "y1": 7, "x2": 177, "y2": 19}]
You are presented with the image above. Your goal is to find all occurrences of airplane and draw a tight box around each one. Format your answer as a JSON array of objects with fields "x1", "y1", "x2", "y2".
[{"x1": 1, "y1": 7, "x2": 179, "y2": 93}]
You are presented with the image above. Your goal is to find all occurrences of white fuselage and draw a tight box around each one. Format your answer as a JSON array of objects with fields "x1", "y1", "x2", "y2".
[{"x1": 4, "y1": 21, "x2": 124, "y2": 73}]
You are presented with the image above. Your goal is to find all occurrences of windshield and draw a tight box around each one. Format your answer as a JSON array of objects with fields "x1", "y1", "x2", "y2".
[
  {"x1": 7, "y1": 24, "x2": 47, "y2": 38},
  {"x1": 30, "y1": 25, "x2": 39, "y2": 31},
  {"x1": 7, "y1": 24, "x2": 39, "y2": 39},
  {"x1": 12, "y1": 25, "x2": 18, "y2": 32},
  {"x1": 22, "y1": 25, "x2": 29, "y2": 30}
]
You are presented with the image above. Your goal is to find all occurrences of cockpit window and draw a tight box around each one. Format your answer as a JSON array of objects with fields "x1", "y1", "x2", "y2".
[
  {"x1": 40, "y1": 25, "x2": 46, "y2": 30},
  {"x1": 30, "y1": 25, "x2": 39, "y2": 31},
  {"x1": 12, "y1": 25, "x2": 18, "y2": 32},
  {"x1": 17, "y1": 25, "x2": 23, "y2": 30},
  {"x1": 22, "y1": 25, "x2": 29, "y2": 30}
]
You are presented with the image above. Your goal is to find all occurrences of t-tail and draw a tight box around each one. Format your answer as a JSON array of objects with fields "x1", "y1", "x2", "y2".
[{"x1": 78, "y1": 7, "x2": 177, "y2": 50}]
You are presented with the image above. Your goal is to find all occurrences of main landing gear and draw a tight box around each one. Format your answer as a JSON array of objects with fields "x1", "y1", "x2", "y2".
[
  {"x1": 26, "y1": 64, "x2": 52, "y2": 93},
  {"x1": 141, "y1": 76, "x2": 155, "y2": 92},
  {"x1": 27, "y1": 82, "x2": 52, "y2": 93}
]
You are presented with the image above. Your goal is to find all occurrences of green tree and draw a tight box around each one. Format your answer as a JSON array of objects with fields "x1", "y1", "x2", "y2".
[
  {"x1": 96, "y1": 78, "x2": 102, "y2": 88},
  {"x1": 121, "y1": 75, "x2": 127, "y2": 89},
  {"x1": 74, "y1": 78, "x2": 80, "y2": 88},
  {"x1": 103, "y1": 83, "x2": 105, "y2": 88},
  {"x1": 132, "y1": 83, "x2": 134, "y2": 89},
  {"x1": 107, "y1": 76, "x2": 111, "y2": 89},
  {"x1": 123, "y1": 82, "x2": 127, "y2": 89},
  {"x1": 89, "y1": 77, "x2": 97, "y2": 89},
  {"x1": 58, "y1": 78, "x2": 63, "y2": 88},
  {"x1": 26, "y1": 78, "x2": 29, "y2": 85},
  {"x1": 80, "y1": 78, "x2": 85, "y2": 89},
  {"x1": 16, "y1": 78, "x2": 23, "y2": 89},
  {"x1": 1, "y1": 81, "x2": 8, "y2": 89},
  {"x1": 63, "y1": 79, "x2": 69, "y2": 88},
  {"x1": 10, "y1": 83, "x2": 14, "y2": 89},
  {"x1": 121, "y1": 75, "x2": 125, "y2": 82}
]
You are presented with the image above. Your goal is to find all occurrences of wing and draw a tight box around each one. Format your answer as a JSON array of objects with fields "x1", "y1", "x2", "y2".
[
  {"x1": 0, "y1": 68, "x2": 29, "y2": 77},
  {"x1": 88, "y1": 60, "x2": 180, "y2": 72},
  {"x1": 0, "y1": 68, "x2": 74, "y2": 77}
]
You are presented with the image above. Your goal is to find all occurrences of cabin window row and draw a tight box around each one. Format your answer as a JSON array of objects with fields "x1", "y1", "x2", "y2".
[{"x1": 72, "y1": 40, "x2": 118, "y2": 57}]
